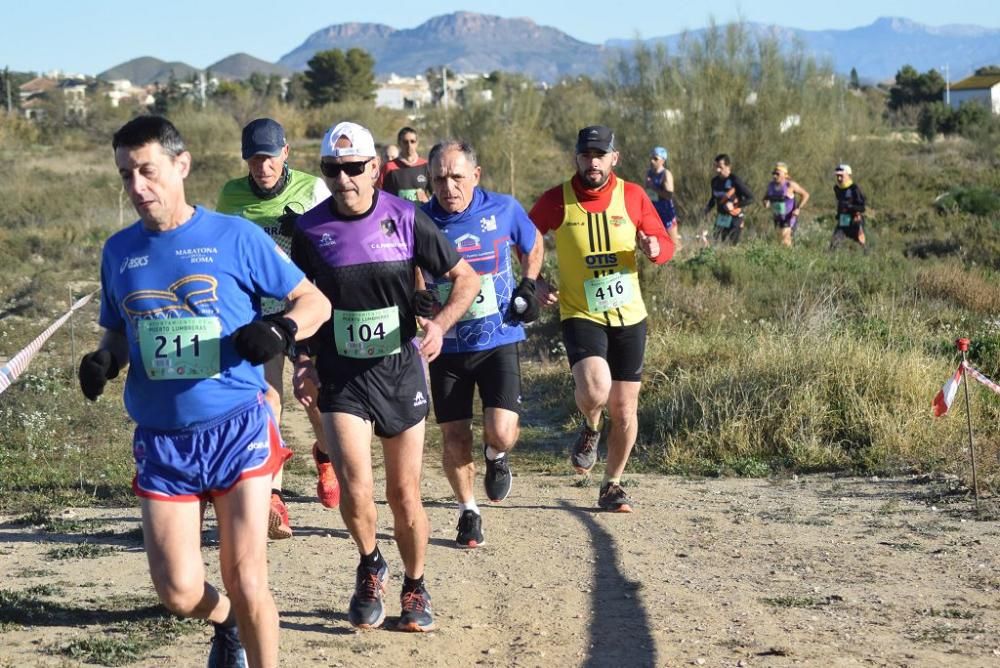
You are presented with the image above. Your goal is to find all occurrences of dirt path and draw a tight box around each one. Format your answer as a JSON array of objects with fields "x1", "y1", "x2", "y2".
[{"x1": 2, "y1": 374, "x2": 1000, "y2": 667}]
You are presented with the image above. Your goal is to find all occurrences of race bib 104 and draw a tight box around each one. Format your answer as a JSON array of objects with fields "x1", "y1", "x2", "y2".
[{"x1": 333, "y1": 307, "x2": 401, "y2": 358}]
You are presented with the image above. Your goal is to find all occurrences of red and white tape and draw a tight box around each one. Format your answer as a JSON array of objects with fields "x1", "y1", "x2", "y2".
[{"x1": 0, "y1": 291, "x2": 97, "y2": 395}]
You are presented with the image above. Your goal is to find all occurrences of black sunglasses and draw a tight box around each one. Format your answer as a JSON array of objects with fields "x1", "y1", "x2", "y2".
[{"x1": 320, "y1": 158, "x2": 372, "y2": 178}]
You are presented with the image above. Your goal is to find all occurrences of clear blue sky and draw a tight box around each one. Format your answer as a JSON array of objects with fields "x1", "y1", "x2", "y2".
[{"x1": 3, "y1": 1, "x2": 998, "y2": 75}]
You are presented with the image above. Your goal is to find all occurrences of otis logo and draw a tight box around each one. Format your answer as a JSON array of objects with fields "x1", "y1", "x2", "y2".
[
  {"x1": 585, "y1": 253, "x2": 619, "y2": 268},
  {"x1": 120, "y1": 255, "x2": 149, "y2": 273}
]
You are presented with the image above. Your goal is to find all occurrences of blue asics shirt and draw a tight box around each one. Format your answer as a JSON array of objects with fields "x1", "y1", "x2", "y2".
[
  {"x1": 98, "y1": 206, "x2": 304, "y2": 430},
  {"x1": 422, "y1": 188, "x2": 536, "y2": 354}
]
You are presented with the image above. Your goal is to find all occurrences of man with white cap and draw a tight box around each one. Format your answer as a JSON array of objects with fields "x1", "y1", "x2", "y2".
[
  {"x1": 216, "y1": 117, "x2": 340, "y2": 540},
  {"x1": 830, "y1": 164, "x2": 867, "y2": 250},
  {"x1": 289, "y1": 121, "x2": 479, "y2": 632}
]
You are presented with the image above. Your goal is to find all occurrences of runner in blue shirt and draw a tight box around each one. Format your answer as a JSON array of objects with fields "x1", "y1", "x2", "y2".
[
  {"x1": 418, "y1": 140, "x2": 543, "y2": 548},
  {"x1": 78, "y1": 116, "x2": 330, "y2": 668}
]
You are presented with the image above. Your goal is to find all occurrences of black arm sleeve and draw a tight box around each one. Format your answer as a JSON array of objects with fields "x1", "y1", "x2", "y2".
[
  {"x1": 413, "y1": 209, "x2": 462, "y2": 278},
  {"x1": 289, "y1": 228, "x2": 315, "y2": 283},
  {"x1": 732, "y1": 175, "x2": 754, "y2": 205}
]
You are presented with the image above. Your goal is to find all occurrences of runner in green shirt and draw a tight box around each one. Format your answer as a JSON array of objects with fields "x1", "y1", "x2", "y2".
[{"x1": 217, "y1": 118, "x2": 339, "y2": 540}]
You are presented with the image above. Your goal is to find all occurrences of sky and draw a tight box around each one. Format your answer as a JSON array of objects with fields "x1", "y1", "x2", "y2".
[{"x1": 3, "y1": 1, "x2": 999, "y2": 76}]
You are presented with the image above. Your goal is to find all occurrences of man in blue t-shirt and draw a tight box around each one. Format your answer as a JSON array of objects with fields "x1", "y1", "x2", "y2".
[
  {"x1": 419, "y1": 140, "x2": 543, "y2": 548},
  {"x1": 77, "y1": 116, "x2": 330, "y2": 668}
]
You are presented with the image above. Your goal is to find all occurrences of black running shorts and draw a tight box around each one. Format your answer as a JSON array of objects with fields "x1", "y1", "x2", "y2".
[
  {"x1": 318, "y1": 342, "x2": 429, "y2": 438},
  {"x1": 428, "y1": 343, "x2": 522, "y2": 423},
  {"x1": 561, "y1": 317, "x2": 647, "y2": 382}
]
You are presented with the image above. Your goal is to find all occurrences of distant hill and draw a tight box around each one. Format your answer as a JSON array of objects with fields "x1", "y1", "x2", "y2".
[
  {"x1": 207, "y1": 53, "x2": 293, "y2": 80},
  {"x1": 609, "y1": 17, "x2": 1000, "y2": 82},
  {"x1": 97, "y1": 57, "x2": 200, "y2": 86},
  {"x1": 278, "y1": 11, "x2": 608, "y2": 81}
]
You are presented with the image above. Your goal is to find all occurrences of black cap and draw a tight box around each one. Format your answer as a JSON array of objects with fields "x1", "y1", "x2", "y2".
[
  {"x1": 575, "y1": 125, "x2": 615, "y2": 153},
  {"x1": 241, "y1": 118, "x2": 286, "y2": 160}
]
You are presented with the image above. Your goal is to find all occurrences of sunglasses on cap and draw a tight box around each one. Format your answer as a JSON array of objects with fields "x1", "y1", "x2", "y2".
[{"x1": 320, "y1": 158, "x2": 372, "y2": 178}]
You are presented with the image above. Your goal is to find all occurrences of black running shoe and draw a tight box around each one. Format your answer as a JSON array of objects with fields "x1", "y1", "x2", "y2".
[
  {"x1": 597, "y1": 482, "x2": 634, "y2": 513},
  {"x1": 483, "y1": 447, "x2": 513, "y2": 502},
  {"x1": 348, "y1": 559, "x2": 389, "y2": 628},
  {"x1": 571, "y1": 425, "x2": 601, "y2": 474},
  {"x1": 455, "y1": 509, "x2": 485, "y2": 548},
  {"x1": 398, "y1": 585, "x2": 435, "y2": 632},
  {"x1": 207, "y1": 624, "x2": 247, "y2": 668}
]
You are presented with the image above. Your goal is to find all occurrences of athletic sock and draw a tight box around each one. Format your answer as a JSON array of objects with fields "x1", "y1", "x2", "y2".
[
  {"x1": 361, "y1": 545, "x2": 384, "y2": 570},
  {"x1": 602, "y1": 476, "x2": 621, "y2": 486},
  {"x1": 459, "y1": 500, "x2": 480, "y2": 516},
  {"x1": 485, "y1": 445, "x2": 505, "y2": 461},
  {"x1": 402, "y1": 575, "x2": 425, "y2": 593},
  {"x1": 586, "y1": 417, "x2": 601, "y2": 432}
]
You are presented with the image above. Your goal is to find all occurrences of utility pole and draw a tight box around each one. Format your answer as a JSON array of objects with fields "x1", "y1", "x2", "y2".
[
  {"x1": 942, "y1": 64, "x2": 951, "y2": 106},
  {"x1": 4, "y1": 67, "x2": 12, "y2": 114}
]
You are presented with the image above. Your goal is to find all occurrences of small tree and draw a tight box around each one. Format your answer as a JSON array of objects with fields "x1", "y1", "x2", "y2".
[
  {"x1": 849, "y1": 67, "x2": 861, "y2": 90},
  {"x1": 304, "y1": 48, "x2": 376, "y2": 106}
]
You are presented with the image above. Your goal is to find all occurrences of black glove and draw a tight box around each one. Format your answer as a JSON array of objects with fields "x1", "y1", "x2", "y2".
[
  {"x1": 233, "y1": 316, "x2": 297, "y2": 364},
  {"x1": 276, "y1": 206, "x2": 300, "y2": 237},
  {"x1": 508, "y1": 277, "x2": 539, "y2": 323},
  {"x1": 78, "y1": 349, "x2": 119, "y2": 401},
  {"x1": 412, "y1": 289, "x2": 439, "y2": 318}
]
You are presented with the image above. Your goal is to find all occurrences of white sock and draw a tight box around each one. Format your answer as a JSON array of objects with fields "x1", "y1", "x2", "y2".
[
  {"x1": 459, "y1": 500, "x2": 480, "y2": 516},
  {"x1": 485, "y1": 445, "x2": 505, "y2": 461}
]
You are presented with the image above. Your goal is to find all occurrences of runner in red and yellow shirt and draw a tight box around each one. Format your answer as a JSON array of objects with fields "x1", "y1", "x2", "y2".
[{"x1": 529, "y1": 125, "x2": 673, "y2": 512}]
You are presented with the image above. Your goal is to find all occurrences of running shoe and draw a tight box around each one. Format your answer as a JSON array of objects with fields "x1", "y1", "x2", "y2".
[
  {"x1": 348, "y1": 559, "x2": 389, "y2": 629},
  {"x1": 398, "y1": 585, "x2": 435, "y2": 632},
  {"x1": 483, "y1": 447, "x2": 512, "y2": 502},
  {"x1": 207, "y1": 623, "x2": 247, "y2": 668},
  {"x1": 571, "y1": 425, "x2": 601, "y2": 474},
  {"x1": 455, "y1": 509, "x2": 485, "y2": 548},
  {"x1": 597, "y1": 482, "x2": 634, "y2": 513},
  {"x1": 313, "y1": 442, "x2": 341, "y2": 508},
  {"x1": 267, "y1": 492, "x2": 293, "y2": 540}
]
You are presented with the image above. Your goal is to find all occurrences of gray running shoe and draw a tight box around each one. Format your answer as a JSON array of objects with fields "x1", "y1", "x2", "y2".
[
  {"x1": 571, "y1": 425, "x2": 601, "y2": 474},
  {"x1": 483, "y1": 447, "x2": 513, "y2": 502},
  {"x1": 455, "y1": 509, "x2": 485, "y2": 548},
  {"x1": 348, "y1": 559, "x2": 389, "y2": 628},
  {"x1": 398, "y1": 585, "x2": 435, "y2": 632},
  {"x1": 597, "y1": 482, "x2": 634, "y2": 513}
]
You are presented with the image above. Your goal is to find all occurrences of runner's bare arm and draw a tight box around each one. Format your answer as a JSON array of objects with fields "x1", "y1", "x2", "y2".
[
  {"x1": 418, "y1": 258, "x2": 478, "y2": 362},
  {"x1": 519, "y1": 229, "x2": 545, "y2": 280},
  {"x1": 283, "y1": 277, "x2": 332, "y2": 340}
]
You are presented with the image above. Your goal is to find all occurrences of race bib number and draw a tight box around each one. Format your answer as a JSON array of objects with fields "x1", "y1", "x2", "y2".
[
  {"x1": 838, "y1": 213, "x2": 853, "y2": 227},
  {"x1": 771, "y1": 201, "x2": 787, "y2": 216},
  {"x1": 584, "y1": 273, "x2": 633, "y2": 312},
  {"x1": 715, "y1": 213, "x2": 733, "y2": 229},
  {"x1": 334, "y1": 307, "x2": 401, "y2": 358},
  {"x1": 436, "y1": 275, "x2": 499, "y2": 322},
  {"x1": 138, "y1": 317, "x2": 221, "y2": 380}
]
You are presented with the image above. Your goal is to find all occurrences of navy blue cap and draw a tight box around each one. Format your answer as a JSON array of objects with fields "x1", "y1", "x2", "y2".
[
  {"x1": 241, "y1": 118, "x2": 286, "y2": 160},
  {"x1": 576, "y1": 125, "x2": 615, "y2": 153}
]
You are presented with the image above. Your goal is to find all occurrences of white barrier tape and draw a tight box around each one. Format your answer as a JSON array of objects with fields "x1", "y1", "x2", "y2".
[
  {"x1": 963, "y1": 361, "x2": 1000, "y2": 397},
  {"x1": 0, "y1": 290, "x2": 97, "y2": 395}
]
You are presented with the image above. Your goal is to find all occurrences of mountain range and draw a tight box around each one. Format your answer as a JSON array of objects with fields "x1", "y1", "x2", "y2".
[{"x1": 96, "y1": 13, "x2": 1000, "y2": 86}]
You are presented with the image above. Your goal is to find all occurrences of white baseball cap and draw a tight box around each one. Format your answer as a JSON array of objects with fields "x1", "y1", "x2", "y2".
[{"x1": 320, "y1": 121, "x2": 377, "y2": 159}]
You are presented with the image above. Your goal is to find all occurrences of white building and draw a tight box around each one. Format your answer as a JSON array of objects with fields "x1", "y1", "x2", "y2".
[{"x1": 948, "y1": 74, "x2": 1000, "y2": 115}]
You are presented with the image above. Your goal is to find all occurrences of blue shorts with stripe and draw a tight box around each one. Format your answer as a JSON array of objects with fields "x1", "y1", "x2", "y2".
[{"x1": 131, "y1": 395, "x2": 290, "y2": 502}]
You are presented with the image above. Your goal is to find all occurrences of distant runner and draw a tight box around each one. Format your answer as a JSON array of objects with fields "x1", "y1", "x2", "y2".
[
  {"x1": 703, "y1": 153, "x2": 753, "y2": 245},
  {"x1": 380, "y1": 126, "x2": 430, "y2": 203},
  {"x1": 761, "y1": 162, "x2": 809, "y2": 247},
  {"x1": 646, "y1": 146, "x2": 682, "y2": 252},
  {"x1": 830, "y1": 164, "x2": 868, "y2": 251}
]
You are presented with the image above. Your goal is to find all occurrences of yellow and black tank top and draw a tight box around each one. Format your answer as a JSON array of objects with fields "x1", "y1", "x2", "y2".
[{"x1": 555, "y1": 179, "x2": 647, "y2": 326}]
